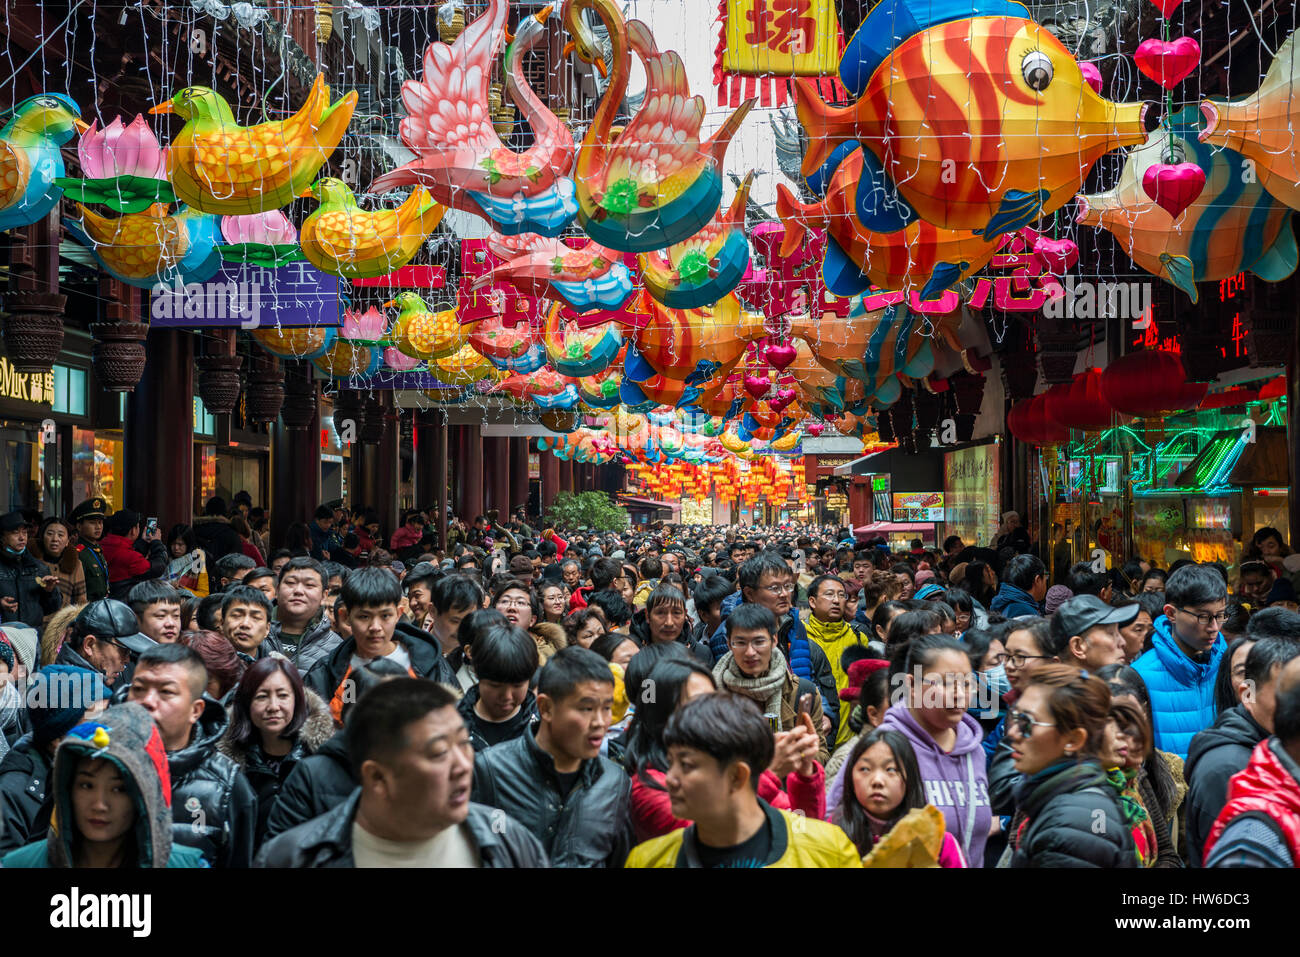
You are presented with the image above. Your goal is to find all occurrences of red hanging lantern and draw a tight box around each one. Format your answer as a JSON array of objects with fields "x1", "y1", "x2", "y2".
[
  {"x1": 1007, "y1": 393, "x2": 1069, "y2": 446},
  {"x1": 1257, "y1": 374, "x2": 1287, "y2": 402},
  {"x1": 1099, "y1": 350, "x2": 1207, "y2": 417},
  {"x1": 1045, "y1": 368, "x2": 1123, "y2": 432}
]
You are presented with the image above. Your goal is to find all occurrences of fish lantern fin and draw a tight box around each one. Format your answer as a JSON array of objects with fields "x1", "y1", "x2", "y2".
[
  {"x1": 805, "y1": 139, "x2": 859, "y2": 199},
  {"x1": 794, "y1": 82, "x2": 862, "y2": 180},
  {"x1": 919, "y1": 261, "x2": 970, "y2": 300},
  {"x1": 981, "y1": 189, "x2": 1048, "y2": 240},
  {"x1": 1158, "y1": 252, "x2": 1199, "y2": 303},
  {"x1": 675, "y1": 386, "x2": 702, "y2": 409},
  {"x1": 855, "y1": 148, "x2": 918, "y2": 233},
  {"x1": 1247, "y1": 215, "x2": 1299, "y2": 283},
  {"x1": 873, "y1": 377, "x2": 903, "y2": 408},
  {"x1": 622, "y1": 341, "x2": 656, "y2": 383},
  {"x1": 619, "y1": 378, "x2": 649, "y2": 406},
  {"x1": 823, "y1": 235, "x2": 875, "y2": 297}
]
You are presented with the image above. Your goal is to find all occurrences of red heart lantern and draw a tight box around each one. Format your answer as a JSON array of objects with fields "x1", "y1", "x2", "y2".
[
  {"x1": 1141, "y1": 162, "x2": 1206, "y2": 219},
  {"x1": 769, "y1": 388, "x2": 796, "y2": 413},
  {"x1": 806, "y1": 422, "x2": 825, "y2": 436},
  {"x1": 766, "y1": 343, "x2": 797, "y2": 371},
  {"x1": 1134, "y1": 37, "x2": 1201, "y2": 89},
  {"x1": 743, "y1": 374, "x2": 772, "y2": 400},
  {"x1": 1032, "y1": 236, "x2": 1080, "y2": 275}
]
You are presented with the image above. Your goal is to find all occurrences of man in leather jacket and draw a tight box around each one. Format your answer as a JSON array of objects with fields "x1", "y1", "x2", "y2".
[
  {"x1": 256, "y1": 678, "x2": 547, "y2": 867},
  {"x1": 471, "y1": 645, "x2": 632, "y2": 867},
  {"x1": 127, "y1": 642, "x2": 257, "y2": 867}
]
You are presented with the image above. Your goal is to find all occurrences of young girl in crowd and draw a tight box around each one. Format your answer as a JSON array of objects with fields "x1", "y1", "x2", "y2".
[
  {"x1": 832, "y1": 728, "x2": 966, "y2": 866},
  {"x1": 1101, "y1": 699, "x2": 1174, "y2": 867}
]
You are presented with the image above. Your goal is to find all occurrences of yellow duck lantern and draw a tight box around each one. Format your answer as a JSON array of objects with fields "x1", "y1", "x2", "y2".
[
  {"x1": 433, "y1": 342, "x2": 497, "y2": 386},
  {"x1": 150, "y1": 75, "x2": 357, "y2": 215},
  {"x1": 386, "y1": 292, "x2": 468, "y2": 360},
  {"x1": 299, "y1": 178, "x2": 446, "y2": 278}
]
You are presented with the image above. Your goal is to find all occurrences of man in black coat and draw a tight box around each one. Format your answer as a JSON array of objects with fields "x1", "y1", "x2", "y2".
[
  {"x1": 256, "y1": 679, "x2": 547, "y2": 867},
  {"x1": 192, "y1": 496, "x2": 245, "y2": 565},
  {"x1": 1185, "y1": 629, "x2": 1300, "y2": 866},
  {"x1": 126, "y1": 642, "x2": 257, "y2": 867},
  {"x1": 0, "y1": 512, "x2": 62, "y2": 628},
  {"x1": 471, "y1": 646, "x2": 632, "y2": 867}
]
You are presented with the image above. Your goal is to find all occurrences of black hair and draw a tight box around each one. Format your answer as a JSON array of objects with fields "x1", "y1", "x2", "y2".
[
  {"x1": 1220, "y1": 600, "x2": 1251, "y2": 639},
  {"x1": 1246, "y1": 606, "x2": 1300, "y2": 641},
  {"x1": 1214, "y1": 636, "x2": 1256, "y2": 715},
  {"x1": 663, "y1": 692, "x2": 773, "y2": 793},
  {"x1": 943, "y1": 587, "x2": 973, "y2": 617},
  {"x1": 1244, "y1": 635, "x2": 1300, "y2": 691},
  {"x1": 433, "y1": 574, "x2": 484, "y2": 615},
  {"x1": 960, "y1": 627, "x2": 998, "y2": 671},
  {"x1": 725, "y1": 602, "x2": 778, "y2": 639},
  {"x1": 538, "y1": 644, "x2": 615, "y2": 700},
  {"x1": 225, "y1": 656, "x2": 307, "y2": 748},
  {"x1": 1005, "y1": 616, "x2": 1055, "y2": 657},
  {"x1": 589, "y1": 631, "x2": 638, "y2": 663},
  {"x1": 196, "y1": 594, "x2": 224, "y2": 631},
  {"x1": 1274, "y1": 666, "x2": 1300, "y2": 743},
  {"x1": 321, "y1": 561, "x2": 348, "y2": 585},
  {"x1": 341, "y1": 566, "x2": 403, "y2": 610},
  {"x1": 167, "y1": 523, "x2": 198, "y2": 553},
  {"x1": 473, "y1": 623, "x2": 540, "y2": 684},
  {"x1": 807, "y1": 574, "x2": 846, "y2": 600},
  {"x1": 902, "y1": 631, "x2": 969, "y2": 676},
  {"x1": 1094, "y1": 663, "x2": 1177, "y2": 818},
  {"x1": 621, "y1": 656, "x2": 715, "y2": 788},
  {"x1": 1128, "y1": 590, "x2": 1166, "y2": 623},
  {"x1": 690, "y1": 575, "x2": 733, "y2": 618},
  {"x1": 346, "y1": 678, "x2": 461, "y2": 775},
  {"x1": 1164, "y1": 563, "x2": 1228, "y2": 608},
  {"x1": 738, "y1": 552, "x2": 789, "y2": 592},
  {"x1": 127, "y1": 580, "x2": 181, "y2": 618},
  {"x1": 492, "y1": 578, "x2": 540, "y2": 620},
  {"x1": 106, "y1": 509, "x2": 140, "y2": 537},
  {"x1": 1005, "y1": 554, "x2": 1047, "y2": 592},
  {"x1": 588, "y1": 590, "x2": 632, "y2": 630},
  {"x1": 135, "y1": 641, "x2": 208, "y2": 699},
  {"x1": 639, "y1": 555, "x2": 663, "y2": 579},
  {"x1": 220, "y1": 585, "x2": 273, "y2": 619},
  {"x1": 872, "y1": 600, "x2": 909, "y2": 643},
  {"x1": 590, "y1": 558, "x2": 623, "y2": 590},
  {"x1": 1065, "y1": 561, "x2": 1109, "y2": 597},
  {"x1": 215, "y1": 553, "x2": 256, "y2": 582},
  {"x1": 278, "y1": 556, "x2": 327, "y2": 589},
  {"x1": 339, "y1": 658, "x2": 412, "y2": 725},
  {"x1": 243, "y1": 567, "x2": 276, "y2": 587},
  {"x1": 644, "y1": 583, "x2": 687, "y2": 615},
  {"x1": 832, "y1": 727, "x2": 926, "y2": 856},
  {"x1": 863, "y1": 667, "x2": 891, "y2": 719},
  {"x1": 885, "y1": 608, "x2": 942, "y2": 651},
  {"x1": 455, "y1": 608, "x2": 507, "y2": 652},
  {"x1": 269, "y1": 548, "x2": 293, "y2": 565}
]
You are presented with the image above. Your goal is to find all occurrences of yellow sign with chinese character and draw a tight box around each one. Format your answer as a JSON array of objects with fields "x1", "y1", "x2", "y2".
[
  {"x1": 723, "y1": 0, "x2": 840, "y2": 76},
  {"x1": 0, "y1": 357, "x2": 53, "y2": 405}
]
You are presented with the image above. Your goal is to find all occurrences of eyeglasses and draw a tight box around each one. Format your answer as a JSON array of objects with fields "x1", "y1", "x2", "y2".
[
  {"x1": 728, "y1": 637, "x2": 772, "y2": 653},
  {"x1": 495, "y1": 597, "x2": 531, "y2": 610},
  {"x1": 1007, "y1": 710, "x2": 1057, "y2": 739},
  {"x1": 984, "y1": 652, "x2": 1007, "y2": 666},
  {"x1": 761, "y1": 582, "x2": 795, "y2": 595},
  {"x1": 1005, "y1": 651, "x2": 1053, "y2": 668},
  {"x1": 1177, "y1": 607, "x2": 1229, "y2": 627}
]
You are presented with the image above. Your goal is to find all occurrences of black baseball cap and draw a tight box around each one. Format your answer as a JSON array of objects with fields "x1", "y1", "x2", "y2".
[
  {"x1": 1053, "y1": 595, "x2": 1139, "y2": 639},
  {"x1": 70, "y1": 599, "x2": 157, "y2": 656}
]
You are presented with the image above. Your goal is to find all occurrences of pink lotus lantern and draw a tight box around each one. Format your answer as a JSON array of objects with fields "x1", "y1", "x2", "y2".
[
  {"x1": 55, "y1": 115, "x2": 175, "y2": 213},
  {"x1": 219, "y1": 211, "x2": 302, "y2": 268}
]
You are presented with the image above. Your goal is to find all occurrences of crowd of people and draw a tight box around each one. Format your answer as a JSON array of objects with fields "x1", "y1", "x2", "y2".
[{"x1": 0, "y1": 493, "x2": 1298, "y2": 869}]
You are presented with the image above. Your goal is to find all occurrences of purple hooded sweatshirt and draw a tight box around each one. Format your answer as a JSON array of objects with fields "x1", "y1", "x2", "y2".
[{"x1": 828, "y1": 705, "x2": 991, "y2": 865}]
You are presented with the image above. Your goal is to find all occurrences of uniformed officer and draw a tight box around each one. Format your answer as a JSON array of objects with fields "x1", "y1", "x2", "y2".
[{"x1": 70, "y1": 498, "x2": 109, "y2": 602}]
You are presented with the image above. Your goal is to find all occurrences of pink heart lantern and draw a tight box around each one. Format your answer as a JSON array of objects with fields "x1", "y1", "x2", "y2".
[
  {"x1": 1079, "y1": 62, "x2": 1103, "y2": 95},
  {"x1": 1032, "y1": 236, "x2": 1080, "y2": 275},
  {"x1": 1148, "y1": 0, "x2": 1183, "y2": 17},
  {"x1": 806, "y1": 422, "x2": 825, "y2": 436},
  {"x1": 1134, "y1": 37, "x2": 1201, "y2": 90},
  {"x1": 770, "y1": 389, "x2": 796, "y2": 412},
  {"x1": 1142, "y1": 162, "x2": 1207, "y2": 219},
  {"x1": 744, "y1": 375, "x2": 772, "y2": 401},
  {"x1": 766, "y1": 343, "x2": 797, "y2": 371}
]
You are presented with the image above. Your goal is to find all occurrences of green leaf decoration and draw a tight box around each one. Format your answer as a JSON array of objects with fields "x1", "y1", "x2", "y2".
[
  {"x1": 217, "y1": 243, "x2": 304, "y2": 268},
  {"x1": 677, "y1": 250, "x2": 710, "y2": 287},
  {"x1": 53, "y1": 175, "x2": 176, "y2": 214},
  {"x1": 599, "y1": 178, "x2": 638, "y2": 217}
]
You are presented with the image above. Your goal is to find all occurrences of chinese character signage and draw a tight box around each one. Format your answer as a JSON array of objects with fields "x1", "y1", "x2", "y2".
[
  {"x1": 945, "y1": 444, "x2": 1001, "y2": 546},
  {"x1": 893, "y1": 492, "x2": 944, "y2": 521},
  {"x1": 723, "y1": 0, "x2": 840, "y2": 76},
  {"x1": 0, "y1": 357, "x2": 53, "y2": 406}
]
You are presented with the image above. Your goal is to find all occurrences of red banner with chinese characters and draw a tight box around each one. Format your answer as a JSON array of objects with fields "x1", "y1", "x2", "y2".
[{"x1": 714, "y1": 0, "x2": 849, "y2": 107}]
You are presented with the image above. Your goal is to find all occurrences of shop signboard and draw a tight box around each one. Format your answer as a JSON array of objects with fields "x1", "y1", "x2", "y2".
[
  {"x1": 149, "y1": 262, "x2": 342, "y2": 328},
  {"x1": 893, "y1": 491, "x2": 944, "y2": 522},
  {"x1": 944, "y1": 443, "x2": 1000, "y2": 547}
]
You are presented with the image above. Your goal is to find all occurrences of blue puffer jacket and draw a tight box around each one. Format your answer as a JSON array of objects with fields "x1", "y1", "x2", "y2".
[
  {"x1": 989, "y1": 582, "x2": 1041, "y2": 619},
  {"x1": 708, "y1": 590, "x2": 745, "y2": 661},
  {"x1": 709, "y1": 603, "x2": 814, "y2": 690},
  {"x1": 1132, "y1": 615, "x2": 1225, "y2": 760}
]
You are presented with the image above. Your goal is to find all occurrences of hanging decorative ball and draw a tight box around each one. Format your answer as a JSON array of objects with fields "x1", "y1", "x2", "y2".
[
  {"x1": 1007, "y1": 392, "x2": 1070, "y2": 446},
  {"x1": 90, "y1": 321, "x2": 148, "y2": 392},
  {"x1": 1, "y1": 292, "x2": 66, "y2": 374},
  {"x1": 1044, "y1": 368, "x2": 1122, "y2": 432},
  {"x1": 1099, "y1": 349, "x2": 1207, "y2": 417}
]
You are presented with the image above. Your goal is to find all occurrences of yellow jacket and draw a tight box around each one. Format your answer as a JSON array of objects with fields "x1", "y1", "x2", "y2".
[{"x1": 625, "y1": 802, "x2": 863, "y2": 868}]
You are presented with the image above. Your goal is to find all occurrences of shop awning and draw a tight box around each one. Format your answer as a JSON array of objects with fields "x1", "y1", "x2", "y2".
[
  {"x1": 1227, "y1": 426, "x2": 1289, "y2": 487},
  {"x1": 832, "y1": 444, "x2": 900, "y2": 475},
  {"x1": 853, "y1": 522, "x2": 937, "y2": 538},
  {"x1": 617, "y1": 495, "x2": 678, "y2": 512}
]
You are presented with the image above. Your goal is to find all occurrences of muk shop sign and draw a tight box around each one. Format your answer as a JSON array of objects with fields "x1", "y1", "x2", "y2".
[{"x1": 150, "y1": 262, "x2": 342, "y2": 329}]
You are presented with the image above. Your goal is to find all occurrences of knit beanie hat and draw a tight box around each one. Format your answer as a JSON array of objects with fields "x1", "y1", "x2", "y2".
[
  {"x1": 0, "y1": 636, "x2": 13, "y2": 672},
  {"x1": 1045, "y1": 585, "x2": 1075, "y2": 617},
  {"x1": 0, "y1": 624, "x2": 37, "y2": 674},
  {"x1": 28, "y1": 665, "x2": 111, "y2": 749}
]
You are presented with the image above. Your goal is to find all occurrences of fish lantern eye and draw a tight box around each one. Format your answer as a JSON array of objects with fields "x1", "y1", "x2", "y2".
[{"x1": 1021, "y1": 51, "x2": 1054, "y2": 92}]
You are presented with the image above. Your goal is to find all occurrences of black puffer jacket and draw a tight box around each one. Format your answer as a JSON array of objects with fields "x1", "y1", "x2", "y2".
[
  {"x1": 168, "y1": 696, "x2": 259, "y2": 868},
  {"x1": 254, "y1": 790, "x2": 550, "y2": 867},
  {"x1": 269, "y1": 614, "x2": 341, "y2": 677},
  {"x1": 1009, "y1": 760, "x2": 1137, "y2": 868},
  {"x1": 0, "y1": 734, "x2": 51, "y2": 854},
  {"x1": 217, "y1": 689, "x2": 335, "y2": 849},
  {"x1": 1184, "y1": 704, "x2": 1268, "y2": 868},
  {"x1": 0, "y1": 549, "x2": 62, "y2": 629},
  {"x1": 629, "y1": 610, "x2": 713, "y2": 666},
  {"x1": 471, "y1": 729, "x2": 632, "y2": 867},
  {"x1": 303, "y1": 621, "x2": 458, "y2": 706},
  {"x1": 192, "y1": 515, "x2": 244, "y2": 565},
  {"x1": 458, "y1": 685, "x2": 538, "y2": 753},
  {"x1": 264, "y1": 732, "x2": 355, "y2": 840}
]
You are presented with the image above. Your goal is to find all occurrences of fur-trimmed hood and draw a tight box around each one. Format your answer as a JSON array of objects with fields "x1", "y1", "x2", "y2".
[
  {"x1": 531, "y1": 621, "x2": 568, "y2": 656},
  {"x1": 217, "y1": 688, "x2": 333, "y2": 769}
]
